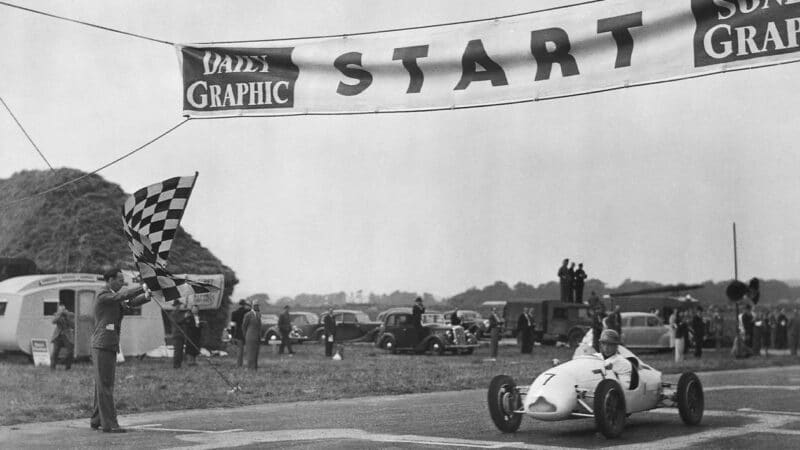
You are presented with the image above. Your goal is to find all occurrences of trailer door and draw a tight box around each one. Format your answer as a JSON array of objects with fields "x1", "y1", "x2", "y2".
[{"x1": 74, "y1": 290, "x2": 95, "y2": 358}]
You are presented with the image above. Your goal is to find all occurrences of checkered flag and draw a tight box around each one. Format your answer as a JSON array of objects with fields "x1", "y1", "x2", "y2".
[{"x1": 122, "y1": 173, "x2": 217, "y2": 302}]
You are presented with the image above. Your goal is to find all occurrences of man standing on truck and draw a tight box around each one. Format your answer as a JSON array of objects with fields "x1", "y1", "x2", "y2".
[
  {"x1": 558, "y1": 259, "x2": 570, "y2": 302},
  {"x1": 574, "y1": 263, "x2": 587, "y2": 303}
]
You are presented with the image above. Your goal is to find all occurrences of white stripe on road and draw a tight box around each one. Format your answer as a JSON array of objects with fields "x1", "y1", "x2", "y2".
[
  {"x1": 130, "y1": 423, "x2": 243, "y2": 434},
  {"x1": 704, "y1": 385, "x2": 800, "y2": 392}
]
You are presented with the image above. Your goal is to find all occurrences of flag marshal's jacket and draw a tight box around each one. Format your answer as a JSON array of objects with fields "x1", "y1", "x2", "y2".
[{"x1": 92, "y1": 287, "x2": 149, "y2": 352}]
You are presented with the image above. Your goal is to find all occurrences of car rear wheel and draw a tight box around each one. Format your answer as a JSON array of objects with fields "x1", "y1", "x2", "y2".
[
  {"x1": 677, "y1": 372, "x2": 704, "y2": 426},
  {"x1": 594, "y1": 379, "x2": 626, "y2": 438},
  {"x1": 487, "y1": 375, "x2": 522, "y2": 433}
]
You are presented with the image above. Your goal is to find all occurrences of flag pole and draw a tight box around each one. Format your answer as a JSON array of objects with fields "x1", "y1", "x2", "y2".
[{"x1": 732, "y1": 222, "x2": 740, "y2": 346}]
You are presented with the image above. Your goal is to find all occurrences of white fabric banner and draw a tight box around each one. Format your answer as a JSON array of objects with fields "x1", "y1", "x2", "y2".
[{"x1": 177, "y1": 0, "x2": 800, "y2": 117}]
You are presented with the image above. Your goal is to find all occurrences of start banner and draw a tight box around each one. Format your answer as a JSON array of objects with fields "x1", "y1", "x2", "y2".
[{"x1": 177, "y1": 0, "x2": 800, "y2": 117}]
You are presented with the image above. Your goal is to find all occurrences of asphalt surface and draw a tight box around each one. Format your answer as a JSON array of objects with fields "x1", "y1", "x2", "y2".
[{"x1": 2, "y1": 364, "x2": 799, "y2": 449}]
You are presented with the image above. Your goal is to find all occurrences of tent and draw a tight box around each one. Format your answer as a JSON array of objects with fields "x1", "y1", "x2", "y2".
[{"x1": 0, "y1": 273, "x2": 165, "y2": 357}]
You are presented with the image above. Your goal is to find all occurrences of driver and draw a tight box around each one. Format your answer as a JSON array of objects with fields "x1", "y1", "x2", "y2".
[{"x1": 597, "y1": 329, "x2": 632, "y2": 388}]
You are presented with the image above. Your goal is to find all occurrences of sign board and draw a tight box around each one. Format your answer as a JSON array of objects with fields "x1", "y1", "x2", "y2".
[
  {"x1": 155, "y1": 273, "x2": 225, "y2": 311},
  {"x1": 30, "y1": 338, "x2": 50, "y2": 367},
  {"x1": 177, "y1": 0, "x2": 800, "y2": 118}
]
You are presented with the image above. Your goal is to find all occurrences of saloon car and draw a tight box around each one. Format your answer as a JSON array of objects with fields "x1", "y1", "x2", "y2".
[
  {"x1": 442, "y1": 309, "x2": 486, "y2": 336},
  {"x1": 260, "y1": 313, "x2": 310, "y2": 344},
  {"x1": 311, "y1": 309, "x2": 382, "y2": 343},
  {"x1": 487, "y1": 345, "x2": 703, "y2": 438},
  {"x1": 577, "y1": 312, "x2": 671, "y2": 351},
  {"x1": 375, "y1": 308, "x2": 479, "y2": 355}
]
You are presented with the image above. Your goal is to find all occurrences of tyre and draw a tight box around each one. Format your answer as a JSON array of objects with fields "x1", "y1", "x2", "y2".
[
  {"x1": 428, "y1": 339, "x2": 445, "y2": 356},
  {"x1": 487, "y1": 375, "x2": 522, "y2": 433},
  {"x1": 568, "y1": 329, "x2": 585, "y2": 348},
  {"x1": 677, "y1": 372, "x2": 704, "y2": 426},
  {"x1": 593, "y1": 379, "x2": 627, "y2": 438},
  {"x1": 381, "y1": 336, "x2": 397, "y2": 354},
  {"x1": 265, "y1": 331, "x2": 278, "y2": 342}
]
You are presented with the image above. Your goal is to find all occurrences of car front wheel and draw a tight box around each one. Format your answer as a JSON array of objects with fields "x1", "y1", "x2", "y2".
[
  {"x1": 428, "y1": 339, "x2": 445, "y2": 356},
  {"x1": 594, "y1": 379, "x2": 627, "y2": 438},
  {"x1": 487, "y1": 375, "x2": 522, "y2": 433},
  {"x1": 380, "y1": 336, "x2": 397, "y2": 354},
  {"x1": 677, "y1": 372, "x2": 704, "y2": 426}
]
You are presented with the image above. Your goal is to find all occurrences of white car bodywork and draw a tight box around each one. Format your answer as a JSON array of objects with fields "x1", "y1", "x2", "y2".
[{"x1": 524, "y1": 346, "x2": 661, "y2": 421}]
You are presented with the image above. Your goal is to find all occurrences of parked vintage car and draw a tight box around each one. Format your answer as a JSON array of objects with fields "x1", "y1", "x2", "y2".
[
  {"x1": 577, "y1": 312, "x2": 672, "y2": 351},
  {"x1": 442, "y1": 309, "x2": 485, "y2": 336},
  {"x1": 374, "y1": 308, "x2": 479, "y2": 355},
  {"x1": 260, "y1": 312, "x2": 311, "y2": 344},
  {"x1": 311, "y1": 309, "x2": 382, "y2": 343}
]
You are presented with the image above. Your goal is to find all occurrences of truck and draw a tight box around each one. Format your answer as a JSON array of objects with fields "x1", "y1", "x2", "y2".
[{"x1": 478, "y1": 299, "x2": 592, "y2": 346}]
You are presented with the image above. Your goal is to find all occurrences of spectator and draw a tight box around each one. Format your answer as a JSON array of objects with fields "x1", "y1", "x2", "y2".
[
  {"x1": 488, "y1": 307, "x2": 503, "y2": 360},
  {"x1": 741, "y1": 304, "x2": 754, "y2": 348},
  {"x1": 573, "y1": 263, "x2": 587, "y2": 303},
  {"x1": 710, "y1": 307, "x2": 724, "y2": 351},
  {"x1": 558, "y1": 259, "x2": 570, "y2": 302},
  {"x1": 184, "y1": 305, "x2": 204, "y2": 365},
  {"x1": 668, "y1": 309, "x2": 678, "y2": 349},
  {"x1": 752, "y1": 309, "x2": 764, "y2": 356},
  {"x1": 230, "y1": 300, "x2": 251, "y2": 367},
  {"x1": 278, "y1": 305, "x2": 295, "y2": 356},
  {"x1": 450, "y1": 307, "x2": 461, "y2": 326},
  {"x1": 587, "y1": 291, "x2": 600, "y2": 311},
  {"x1": 768, "y1": 308, "x2": 778, "y2": 350},
  {"x1": 691, "y1": 307, "x2": 705, "y2": 358},
  {"x1": 50, "y1": 301, "x2": 74, "y2": 370},
  {"x1": 604, "y1": 304, "x2": 622, "y2": 336},
  {"x1": 591, "y1": 304, "x2": 605, "y2": 352},
  {"x1": 412, "y1": 297, "x2": 425, "y2": 329},
  {"x1": 776, "y1": 308, "x2": 788, "y2": 350},
  {"x1": 242, "y1": 301, "x2": 262, "y2": 370},
  {"x1": 322, "y1": 307, "x2": 336, "y2": 357},
  {"x1": 788, "y1": 308, "x2": 800, "y2": 357},
  {"x1": 171, "y1": 306, "x2": 191, "y2": 369},
  {"x1": 674, "y1": 311, "x2": 688, "y2": 363},
  {"x1": 517, "y1": 307, "x2": 534, "y2": 354},
  {"x1": 567, "y1": 262, "x2": 576, "y2": 303}
]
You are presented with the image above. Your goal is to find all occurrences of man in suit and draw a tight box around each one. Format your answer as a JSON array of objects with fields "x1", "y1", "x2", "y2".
[
  {"x1": 558, "y1": 259, "x2": 570, "y2": 302},
  {"x1": 230, "y1": 300, "x2": 250, "y2": 367},
  {"x1": 184, "y1": 304, "x2": 204, "y2": 365},
  {"x1": 51, "y1": 301, "x2": 75, "y2": 370},
  {"x1": 488, "y1": 307, "x2": 503, "y2": 359},
  {"x1": 573, "y1": 263, "x2": 587, "y2": 303},
  {"x1": 278, "y1": 305, "x2": 295, "y2": 355},
  {"x1": 412, "y1": 297, "x2": 425, "y2": 329},
  {"x1": 691, "y1": 307, "x2": 706, "y2": 358},
  {"x1": 89, "y1": 268, "x2": 150, "y2": 433},
  {"x1": 171, "y1": 305, "x2": 192, "y2": 369},
  {"x1": 241, "y1": 301, "x2": 262, "y2": 370},
  {"x1": 517, "y1": 308, "x2": 533, "y2": 354},
  {"x1": 323, "y1": 307, "x2": 336, "y2": 357},
  {"x1": 450, "y1": 307, "x2": 461, "y2": 326}
]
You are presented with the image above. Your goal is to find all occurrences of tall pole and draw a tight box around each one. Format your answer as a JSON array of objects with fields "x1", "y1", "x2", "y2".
[{"x1": 733, "y1": 222, "x2": 738, "y2": 280}]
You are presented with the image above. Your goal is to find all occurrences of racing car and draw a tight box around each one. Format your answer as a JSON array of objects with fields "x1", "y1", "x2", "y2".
[{"x1": 487, "y1": 344, "x2": 704, "y2": 438}]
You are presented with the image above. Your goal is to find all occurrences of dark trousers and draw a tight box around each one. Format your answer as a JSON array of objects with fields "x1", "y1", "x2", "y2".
[
  {"x1": 173, "y1": 335, "x2": 185, "y2": 368},
  {"x1": 90, "y1": 348, "x2": 118, "y2": 430},
  {"x1": 789, "y1": 332, "x2": 799, "y2": 356},
  {"x1": 519, "y1": 330, "x2": 533, "y2": 354},
  {"x1": 324, "y1": 334, "x2": 334, "y2": 357},
  {"x1": 279, "y1": 330, "x2": 294, "y2": 354},
  {"x1": 490, "y1": 328, "x2": 499, "y2": 358},
  {"x1": 50, "y1": 335, "x2": 73, "y2": 370},
  {"x1": 694, "y1": 335, "x2": 703, "y2": 357},
  {"x1": 234, "y1": 339, "x2": 245, "y2": 367},
  {"x1": 560, "y1": 282, "x2": 569, "y2": 302},
  {"x1": 574, "y1": 284, "x2": 584, "y2": 303}
]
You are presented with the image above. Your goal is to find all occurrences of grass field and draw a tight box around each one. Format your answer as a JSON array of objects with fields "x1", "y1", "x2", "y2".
[{"x1": 2, "y1": 341, "x2": 798, "y2": 426}]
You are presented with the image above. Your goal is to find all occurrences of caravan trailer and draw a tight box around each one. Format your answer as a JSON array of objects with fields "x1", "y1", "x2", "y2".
[{"x1": 0, "y1": 273, "x2": 165, "y2": 357}]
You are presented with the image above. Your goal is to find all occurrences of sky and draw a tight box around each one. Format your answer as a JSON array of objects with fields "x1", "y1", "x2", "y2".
[{"x1": 2, "y1": 0, "x2": 800, "y2": 299}]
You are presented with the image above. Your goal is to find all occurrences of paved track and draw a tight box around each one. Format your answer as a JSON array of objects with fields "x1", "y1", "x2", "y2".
[{"x1": 2, "y1": 365, "x2": 799, "y2": 449}]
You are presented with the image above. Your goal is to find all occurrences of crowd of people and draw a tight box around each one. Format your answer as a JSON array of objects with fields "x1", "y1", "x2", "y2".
[{"x1": 557, "y1": 258, "x2": 588, "y2": 303}]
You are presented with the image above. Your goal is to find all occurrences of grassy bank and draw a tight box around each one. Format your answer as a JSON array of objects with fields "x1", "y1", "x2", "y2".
[{"x1": 2, "y1": 342, "x2": 797, "y2": 426}]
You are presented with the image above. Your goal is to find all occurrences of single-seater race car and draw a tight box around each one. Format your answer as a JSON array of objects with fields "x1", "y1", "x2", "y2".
[{"x1": 486, "y1": 343, "x2": 704, "y2": 438}]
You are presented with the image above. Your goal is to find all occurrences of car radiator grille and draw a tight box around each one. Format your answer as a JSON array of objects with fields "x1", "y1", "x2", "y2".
[{"x1": 453, "y1": 327, "x2": 466, "y2": 345}]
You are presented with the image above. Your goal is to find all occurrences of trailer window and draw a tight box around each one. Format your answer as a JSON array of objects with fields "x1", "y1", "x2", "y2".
[
  {"x1": 0, "y1": 302, "x2": 6, "y2": 315},
  {"x1": 43, "y1": 301, "x2": 59, "y2": 316}
]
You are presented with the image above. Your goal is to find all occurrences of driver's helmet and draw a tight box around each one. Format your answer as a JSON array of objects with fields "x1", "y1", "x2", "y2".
[{"x1": 599, "y1": 329, "x2": 621, "y2": 345}]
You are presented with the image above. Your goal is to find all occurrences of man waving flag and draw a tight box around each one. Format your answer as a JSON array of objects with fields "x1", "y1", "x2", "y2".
[{"x1": 121, "y1": 173, "x2": 216, "y2": 303}]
